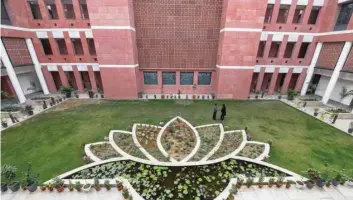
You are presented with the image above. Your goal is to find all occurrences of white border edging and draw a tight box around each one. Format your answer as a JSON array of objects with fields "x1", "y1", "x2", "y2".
[
  {"x1": 84, "y1": 141, "x2": 110, "y2": 162},
  {"x1": 198, "y1": 124, "x2": 225, "y2": 161},
  {"x1": 131, "y1": 123, "x2": 160, "y2": 162}
]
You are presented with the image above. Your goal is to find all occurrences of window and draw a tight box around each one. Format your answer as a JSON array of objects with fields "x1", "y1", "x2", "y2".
[
  {"x1": 27, "y1": 0, "x2": 42, "y2": 19},
  {"x1": 269, "y1": 42, "x2": 281, "y2": 58},
  {"x1": 71, "y1": 39, "x2": 84, "y2": 55},
  {"x1": 162, "y1": 72, "x2": 176, "y2": 85},
  {"x1": 298, "y1": 42, "x2": 310, "y2": 58},
  {"x1": 1, "y1": 0, "x2": 11, "y2": 25},
  {"x1": 257, "y1": 41, "x2": 266, "y2": 57},
  {"x1": 79, "y1": 0, "x2": 89, "y2": 19},
  {"x1": 284, "y1": 42, "x2": 295, "y2": 58},
  {"x1": 40, "y1": 39, "x2": 53, "y2": 55},
  {"x1": 55, "y1": 39, "x2": 68, "y2": 55},
  {"x1": 61, "y1": 0, "x2": 75, "y2": 19},
  {"x1": 292, "y1": 5, "x2": 306, "y2": 24},
  {"x1": 198, "y1": 72, "x2": 211, "y2": 85},
  {"x1": 87, "y1": 38, "x2": 96, "y2": 55},
  {"x1": 308, "y1": 6, "x2": 321, "y2": 24},
  {"x1": 45, "y1": 0, "x2": 59, "y2": 19},
  {"x1": 264, "y1": 4, "x2": 274, "y2": 23},
  {"x1": 334, "y1": 2, "x2": 353, "y2": 31},
  {"x1": 277, "y1": 5, "x2": 290, "y2": 23},
  {"x1": 180, "y1": 72, "x2": 194, "y2": 85},
  {"x1": 143, "y1": 72, "x2": 158, "y2": 85}
]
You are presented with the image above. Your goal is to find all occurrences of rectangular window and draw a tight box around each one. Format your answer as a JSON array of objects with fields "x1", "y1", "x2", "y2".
[
  {"x1": 44, "y1": 0, "x2": 59, "y2": 19},
  {"x1": 292, "y1": 5, "x2": 306, "y2": 24},
  {"x1": 55, "y1": 39, "x2": 68, "y2": 55},
  {"x1": 87, "y1": 38, "x2": 96, "y2": 55},
  {"x1": 71, "y1": 39, "x2": 84, "y2": 55},
  {"x1": 257, "y1": 41, "x2": 266, "y2": 57},
  {"x1": 1, "y1": 1, "x2": 11, "y2": 25},
  {"x1": 269, "y1": 42, "x2": 281, "y2": 58},
  {"x1": 298, "y1": 42, "x2": 310, "y2": 58},
  {"x1": 277, "y1": 5, "x2": 290, "y2": 23},
  {"x1": 79, "y1": 0, "x2": 89, "y2": 19},
  {"x1": 27, "y1": 0, "x2": 42, "y2": 19},
  {"x1": 61, "y1": 0, "x2": 75, "y2": 19},
  {"x1": 180, "y1": 72, "x2": 194, "y2": 85},
  {"x1": 198, "y1": 72, "x2": 211, "y2": 85},
  {"x1": 284, "y1": 42, "x2": 295, "y2": 58},
  {"x1": 308, "y1": 7, "x2": 321, "y2": 24},
  {"x1": 162, "y1": 72, "x2": 176, "y2": 85},
  {"x1": 40, "y1": 39, "x2": 53, "y2": 55},
  {"x1": 334, "y1": 2, "x2": 353, "y2": 31},
  {"x1": 264, "y1": 4, "x2": 274, "y2": 23},
  {"x1": 143, "y1": 72, "x2": 158, "y2": 85}
]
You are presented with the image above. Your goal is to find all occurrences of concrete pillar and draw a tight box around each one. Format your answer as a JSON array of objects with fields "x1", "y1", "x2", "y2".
[
  {"x1": 0, "y1": 39, "x2": 26, "y2": 103},
  {"x1": 281, "y1": 68, "x2": 294, "y2": 94},
  {"x1": 268, "y1": 68, "x2": 280, "y2": 94},
  {"x1": 72, "y1": 66, "x2": 84, "y2": 93},
  {"x1": 295, "y1": 68, "x2": 308, "y2": 91},
  {"x1": 26, "y1": 38, "x2": 50, "y2": 95},
  {"x1": 87, "y1": 66, "x2": 98, "y2": 93},
  {"x1": 301, "y1": 42, "x2": 323, "y2": 95},
  {"x1": 256, "y1": 68, "x2": 265, "y2": 91},
  {"x1": 42, "y1": 66, "x2": 57, "y2": 93},
  {"x1": 322, "y1": 41, "x2": 352, "y2": 104},
  {"x1": 58, "y1": 66, "x2": 69, "y2": 87}
]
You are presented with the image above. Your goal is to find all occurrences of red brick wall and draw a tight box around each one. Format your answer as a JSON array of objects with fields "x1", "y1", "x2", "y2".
[
  {"x1": 2, "y1": 37, "x2": 32, "y2": 66},
  {"x1": 133, "y1": 0, "x2": 223, "y2": 69},
  {"x1": 343, "y1": 47, "x2": 353, "y2": 72},
  {"x1": 316, "y1": 42, "x2": 345, "y2": 70}
]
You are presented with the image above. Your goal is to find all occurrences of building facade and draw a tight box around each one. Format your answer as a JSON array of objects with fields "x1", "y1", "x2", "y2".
[{"x1": 1, "y1": 0, "x2": 352, "y2": 106}]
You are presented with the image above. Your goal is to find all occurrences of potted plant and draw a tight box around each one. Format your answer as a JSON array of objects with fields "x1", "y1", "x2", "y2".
[
  {"x1": 82, "y1": 181, "x2": 91, "y2": 192},
  {"x1": 229, "y1": 184, "x2": 238, "y2": 198},
  {"x1": 236, "y1": 178, "x2": 243, "y2": 189},
  {"x1": 88, "y1": 90, "x2": 94, "y2": 98},
  {"x1": 296, "y1": 180, "x2": 305, "y2": 189},
  {"x1": 74, "y1": 92, "x2": 79, "y2": 98},
  {"x1": 116, "y1": 179, "x2": 124, "y2": 191},
  {"x1": 348, "y1": 122, "x2": 353, "y2": 133},
  {"x1": 40, "y1": 184, "x2": 46, "y2": 191},
  {"x1": 287, "y1": 89, "x2": 298, "y2": 100},
  {"x1": 122, "y1": 188, "x2": 130, "y2": 199},
  {"x1": 1, "y1": 120, "x2": 8, "y2": 128},
  {"x1": 23, "y1": 105, "x2": 34, "y2": 116},
  {"x1": 306, "y1": 168, "x2": 319, "y2": 189},
  {"x1": 258, "y1": 175, "x2": 264, "y2": 188},
  {"x1": 47, "y1": 182, "x2": 54, "y2": 191},
  {"x1": 94, "y1": 178, "x2": 101, "y2": 191},
  {"x1": 52, "y1": 176, "x2": 65, "y2": 192},
  {"x1": 313, "y1": 108, "x2": 319, "y2": 117},
  {"x1": 347, "y1": 177, "x2": 353, "y2": 186},
  {"x1": 2, "y1": 165, "x2": 20, "y2": 192},
  {"x1": 245, "y1": 177, "x2": 253, "y2": 188},
  {"x1": 286, "y1": 180, "x2": 294, "y2": 189},
  {"x1": 326, "y1": 180, "x2": 331, "y2": 187},
  {"x1": 42, "y1": 101, "x2": 47, "y2": 109},
  {"x1": 60, "y1": 86, "x2": 74, "y2": 98},
  {"x1": 254, "y1": 91, "x2": 259, "y2": 99},
  {"x1": 74, "y1": 181, "x2": 82, "y2": 192},
  {"x1": 332, "y1": 171, "x2": 343, "y2": 186},
  {"x1": 68, "y1": 180, "x2": 74, "y2": 191},
  {"x1": 268, "y1": 178, "x2": 275, "y2": 188},
  {"x1": 276, "y1": 174, "x2": 285, "y2": 188},
  {"x1": 104, "y1": 180, "x2": 111, "y2": 191},
  {"x1": 23, "y1": 163, "x2": 39, "y2": 193}
]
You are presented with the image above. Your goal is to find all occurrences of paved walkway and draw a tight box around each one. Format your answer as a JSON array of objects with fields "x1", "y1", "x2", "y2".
[{"x1": 1, "y1": 185, "x2": 353, "y2": 200}]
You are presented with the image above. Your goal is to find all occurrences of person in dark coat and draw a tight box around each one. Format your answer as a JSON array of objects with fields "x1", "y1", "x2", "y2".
[
  {"x1": 220, "y1": 104, "x2": 226, "y2": 122},
  {"x1": 212, "y1": 104, "x2": 218, "y2": 120}
]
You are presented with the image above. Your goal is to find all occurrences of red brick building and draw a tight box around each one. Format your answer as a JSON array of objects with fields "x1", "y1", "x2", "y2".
[{"x1": 1, "y1": 0, "x2": 352, "y2": 105}]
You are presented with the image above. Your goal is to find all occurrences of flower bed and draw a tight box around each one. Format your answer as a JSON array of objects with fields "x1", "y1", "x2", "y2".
[
  {"x1": 67, "y1": 159, "x2": 288, "y2": 199},
  {"x1": 90, "y1": 143, "x2": 122, "y2": 160},
  {"x1": 113, "y1": 133, "x2": 147, "y2": 160},
  {"x1": 31, "y1": 97, "x2": 51, "y2": 100},
  {"x1": 135, "y1": 124, "x2": 169, "y2": 162},
  {"x1": 189, "y1": 125, "x2": 221, "y2": 161},
  {"x1": 238, "y1": 143, "x2": 265, "y2": 159},
  {"x1": 326, "y1": 108, "x2": 350, "y2": 114},
  {"x1": 160, "y1": 118, "x2": 197, "y2": 161},
  {"x1": 209, "y1": 132, "x2": 243, "y2": 160}
]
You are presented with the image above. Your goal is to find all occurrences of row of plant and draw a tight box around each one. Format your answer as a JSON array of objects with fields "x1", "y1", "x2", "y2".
[
  {"x1": 67, "y1": 159, "x2": 287, "y2": 200},
  {"x1": 237, "y1": 143, "x2": 265, "y2": 159},
  {"x1": 135, "y1": 124, "x2": 169, "y2": 162},
  {"x1": 189, "y1": 125, "x2": 221, "y2": 161},
  {"x1": 60, "y1": 86, "x2": 104, "y2": 98},
  {"x1": 209, "y1": 131, "x2": 243, "y2": 160},
  {"x1": 160, "y1": 118, "x2": 196, "y2": 161},
  {"x1": 113, "y1": 132, "x2": 147, "y2": 159},
  {"x1": 90, "y1": 143, "x2": 122, "y2": 160}
]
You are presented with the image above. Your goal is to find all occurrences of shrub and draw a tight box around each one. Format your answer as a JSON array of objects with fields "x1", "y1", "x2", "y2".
[
  {"x1": 287, "y1": 89, "x2": 299, "y2": 100},
  {"x1": 52, "y1": 176, "x2": 64, "y2": 188},
  {"x1": 1, "y1": 165, "x2": 17, "y2": 184}
]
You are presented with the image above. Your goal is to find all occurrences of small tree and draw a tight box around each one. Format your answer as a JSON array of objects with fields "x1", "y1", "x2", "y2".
[{"x1": 340, "y1": 86, "x2": 353, "y2": 100}]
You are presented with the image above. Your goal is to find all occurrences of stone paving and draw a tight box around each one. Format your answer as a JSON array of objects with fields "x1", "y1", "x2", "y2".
[{"x1": 1, "y1": 185, "x2": 353, "y2": 200}]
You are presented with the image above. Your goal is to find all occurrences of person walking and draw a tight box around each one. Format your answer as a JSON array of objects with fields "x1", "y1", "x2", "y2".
[
  {"x1": 212, "y1": 104, "x2": 218, "y2": 120},
  {"x1": 220, "y1": 104, "x2": 226, "y2": 122}
]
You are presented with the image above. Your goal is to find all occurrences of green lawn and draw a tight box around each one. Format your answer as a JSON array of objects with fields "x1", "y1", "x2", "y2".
[{"x1": 1, "y1": 99, "x2": 353, "y2": 181}]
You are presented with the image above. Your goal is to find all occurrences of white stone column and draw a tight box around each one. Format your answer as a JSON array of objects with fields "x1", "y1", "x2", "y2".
[
  {"x1": 26, "y1": 38, "x2": 49, "y2": 95},
  {"x1": 0, "y1": 39, "x2": 26, "y2": 103},
  {"x1": 301, "y1": 42, "x2": 323, "y2": 96},
  {"x1": 322, "y1": 41, "x2": 353, "y2": 104}
]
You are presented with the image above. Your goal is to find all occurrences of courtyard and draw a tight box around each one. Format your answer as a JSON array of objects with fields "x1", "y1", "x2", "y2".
[{"x1": 1, "y1": 99, "x2": 353, "y2": 182}]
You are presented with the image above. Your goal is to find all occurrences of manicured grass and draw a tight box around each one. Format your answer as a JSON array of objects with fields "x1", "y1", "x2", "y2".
[{"x1": 1, "y1": 99, "x2": 353, "y2": 181}]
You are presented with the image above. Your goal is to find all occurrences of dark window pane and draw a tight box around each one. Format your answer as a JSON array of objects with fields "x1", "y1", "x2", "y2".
[
  {"x1": 79, "y1": 0, "x2": 89, "y2": 19},
  {"x1": 308, "y1": 7, "x2": 320, "y2": 24},
  {"x1": 334, "y1": 2, "x2": 353, "y2": 31},
  {"x1": 143, "y1": 72, "x2": 158, "y2": 85},
  {"x1": 71, "y1": 39, "x2": 83, "y2": 55},
  {"x1": 61, "y1": 0, "x2": 75, "y2": 19},
  {"x1": 198, "y1": 72, "x2": 211, "y2": 85},
  {"x1": 87, "y1": 38, "x2": 96, "y2": 55},
  {"x1": 298, "y1": 42, "x2": 310, "y2": 58},
  {"x1": 277, "y1": 5, "x2": 290, "y2": 23},
  {"x1": 180, "y1": 72, "x2": 194, "y2": 85},
  {"x1": 1, "y1": 0, "x2": 11, "y2": 25},
  {"x1": 292, "y1": 5, "x2": 306, "y2": 24},
  {"x1": 40, "y1": 39, "x2": 53, "y2": 55},
  {"x1": 56, "y1": 39, "x2": 68, "y2": 55},
  {"x1": 45, "y1": 0, "x2": 59, "y2": 19},
  {"x1": 284, "y1": 42, "x2": 295, "y2": 58},
  {"x1": 162, "y1": 72, "x2": 176, "y2": 85},
  {"x1": 27, "y1": 0, "x2": 42, "y2": 19},
  {"x1": 269, "y1": 42, "x2": 281, "y2": 58},
  {"x1": 257, "y1": 41, "x2": 266, "y2": 57},
  {"x1": 264, "y1": 4, "x2": 274, "y2": 23}
]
